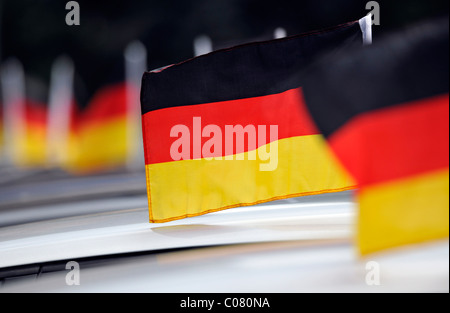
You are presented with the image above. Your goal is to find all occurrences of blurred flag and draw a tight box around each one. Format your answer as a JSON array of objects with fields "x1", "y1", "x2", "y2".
[
  {"x1": 140, "y1": 17, "x2": 371, "y2": 223},
  {"x1": 2, "y1": 97, "x2": 48, "y2": 167},
  {"x1": 303, "y1": 17, "x2": 449, "y2": 255},
  {"x1": 66, "y1": 41, "x2": 145, "y2": 174},
  {"x1": 17, "y1": 99, "x2": 48, "y2": 166},
  {"x1": 67, "y1": 82, "x2": 139, "y2": 173},
  {"x1": 0, "y1": 59, "x2": 48, "y2": 167}
]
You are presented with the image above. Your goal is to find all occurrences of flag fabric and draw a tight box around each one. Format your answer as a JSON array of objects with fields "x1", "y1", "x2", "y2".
[
  {"x1": 66, "y1": 82, "x2": 138, "y2": 173},
  {"x1": 0, "y1": 60, "x2": 49, "y2": 167},
  {"x1": 11, "y1": 98, "x2": 48, "y2": 167},
  {"x1": 302, "y1": 17, "x2": 449, "y2": 255},
  {"x1": 140, "y1": 19, "x2": 369, "y2": 223}
]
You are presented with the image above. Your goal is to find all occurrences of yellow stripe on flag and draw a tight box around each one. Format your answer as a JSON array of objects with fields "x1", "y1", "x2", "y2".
[
  {"x1": 146, "y1": 134, "x2": 355, "y2": 223},
  {"x1": 66, "y1": 117, "x2": 128, "y2": 173},
  {"x1": 358, "y1": 168, "x2": 449, "y2": 255},
  {"x1": 12, "y1": 125, "x2": 47, "y2": 167}
]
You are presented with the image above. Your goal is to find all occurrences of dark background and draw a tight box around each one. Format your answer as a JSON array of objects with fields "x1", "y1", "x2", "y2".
[{"x1": 0, "y1": 0, "x2": 448, "y2": 108}]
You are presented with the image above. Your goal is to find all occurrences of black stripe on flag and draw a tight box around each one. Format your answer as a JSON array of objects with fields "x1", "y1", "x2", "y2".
[
  {"x1": 302, "y1": 17, "x2": 449, "y2": 138},
  {"x1": 141, "y1": 21, "x2": 363, "y2": 114}
]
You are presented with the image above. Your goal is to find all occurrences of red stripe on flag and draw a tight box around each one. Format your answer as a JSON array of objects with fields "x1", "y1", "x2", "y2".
[
  {"x1": 80, "y1": 83, "x2": 137, "y2": 129},
  {"x1": 142, "y1": 88, "x2": 319, "y2": 164},
  {"x1": 24, "y1": 99, "x2": 47, "y2": 127},
  {"x1": 329, "y1": 93, "x2": 449, "y2": 187}
]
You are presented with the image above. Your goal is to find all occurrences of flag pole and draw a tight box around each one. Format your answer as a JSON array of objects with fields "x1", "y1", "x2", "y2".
[
  {"x1": 124, "y1": 40, "x2": 147, "y2": 172},
  {"x1": 193, "y1": 35, "x2": 212, "y2": 57},
  {"x1": 359, "y1": 13, "x2": 373, "y2": 45},
  {"x1": 47, "y1": 55, "x2": 74, "y2": 168},
  {"x1": 274, "y1": 27, "x2": 287, "y2": 39}
]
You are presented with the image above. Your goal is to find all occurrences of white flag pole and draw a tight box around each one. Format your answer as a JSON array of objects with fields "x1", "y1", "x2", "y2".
[
  {"x1": 359, "y1": 13, "x2": 373, "y2": 45},
  {"x1": 0, "y1": 58, "x2": 26, "y2": 165},
  {"x1": 124, "y1": 40, "x2": 147, "y2": 171},
  {"x1": 47, "y1": 55, "x2": 74, "y2": 167},
  {"x1": 193, "y1": 35, "x2": 212, "y2": 57},
  {"x1": 274, "y1": 27, "x2": 287, "y2": 39}
]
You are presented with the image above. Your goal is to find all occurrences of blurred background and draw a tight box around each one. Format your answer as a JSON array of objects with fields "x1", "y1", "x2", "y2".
[
  {"x1": 0, "y1": 0, "x2": 448, "y2": 177},
  {"x1": 0, "y1": 0, "x2": 448, "y2": 293}
]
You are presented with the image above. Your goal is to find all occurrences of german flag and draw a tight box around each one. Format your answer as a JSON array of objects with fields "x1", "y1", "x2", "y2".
[
  {"x1": 0, "y1": 60, "x2": 49, "y2": 167},
  {"x1": 11, "y1": 98, "x2": 48, "y2": 167},
  {"x1": 67, "y1": 82, "x2": 138, "y2": 173},
  {"x1": 303, "y1": 17, "x2": 449, "y2": 255},
  {"x1": 140, "y1": 20, "x2": 369, "y2": 223}
]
